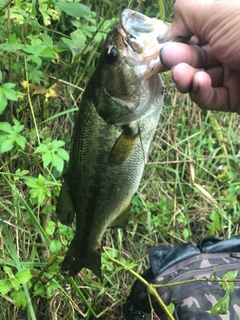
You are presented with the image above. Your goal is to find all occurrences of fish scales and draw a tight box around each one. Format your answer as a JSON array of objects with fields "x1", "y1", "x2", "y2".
[{"x1": 57, "y1": 9, "x2": 169, "y2": 277}]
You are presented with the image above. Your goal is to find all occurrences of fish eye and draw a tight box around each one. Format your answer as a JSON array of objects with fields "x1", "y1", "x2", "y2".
[{"x1": 104, "y1": 46, "x2": 118, "y2": 64}]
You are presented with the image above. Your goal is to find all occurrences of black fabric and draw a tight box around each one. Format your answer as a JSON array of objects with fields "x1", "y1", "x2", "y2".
[
  {"x1": 197, "y1": 235, "x2": 240, "y2": 253},
  {"x1": 150, "y1": 243, "x2": 200, "y2": 277}
]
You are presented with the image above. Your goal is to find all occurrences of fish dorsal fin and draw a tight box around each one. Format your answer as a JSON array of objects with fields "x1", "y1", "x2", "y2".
[
  {"x1": 108, "y1": 125, "x2": 139, "y2": 166},
  {"x1": 56, "y1": 179, "x2": 75, "y2": 225}
]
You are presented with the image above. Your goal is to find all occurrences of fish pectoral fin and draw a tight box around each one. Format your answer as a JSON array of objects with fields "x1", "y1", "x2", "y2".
[
  {"x1": 56, "y1": 180, "x2": 75, "y2": 225},
  {"x1": 108, "y1": 125, "x2": 139, "y2": 166},
  {"x1": 109, "y1": 202, "x2": 130, "y2": 229},
  {"x1": 61, "y1": 238, "x2": 102, "y2": 278}
]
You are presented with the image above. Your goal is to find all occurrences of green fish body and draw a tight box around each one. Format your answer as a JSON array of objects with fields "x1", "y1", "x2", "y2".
[{"x1": 57, "y1": 9, "x2": 169, "y2": 277}]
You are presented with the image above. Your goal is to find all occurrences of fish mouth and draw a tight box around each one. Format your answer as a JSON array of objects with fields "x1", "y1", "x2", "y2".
[
  {"x1": 120, "y1": 9, "x2": 169, "y2": 53},
  {"x1": 119, "y1": 9, "x2": 169, "y2": 74},
  {"x1": 121, "y1": 9, "x2": 158, "y2": 39}
]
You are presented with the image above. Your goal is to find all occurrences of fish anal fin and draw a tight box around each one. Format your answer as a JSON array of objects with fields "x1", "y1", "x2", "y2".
[
  {"x1": 109, "y1": 202, "x2": 130, "y2": 229},
  {"x1": 108, "y1": 126, "x2": 139, "y2": 166},
  {"x1": 56, "y1": 180, "x2": 75, "y2": 225},
  {"x1": 61, "y1": 239, "x2": 102, "y2": 278}
]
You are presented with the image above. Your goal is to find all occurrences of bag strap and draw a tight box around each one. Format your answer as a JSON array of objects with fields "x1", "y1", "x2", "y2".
[{"x1": 197, "y1": 235, "x2": 240, "y2": 253}]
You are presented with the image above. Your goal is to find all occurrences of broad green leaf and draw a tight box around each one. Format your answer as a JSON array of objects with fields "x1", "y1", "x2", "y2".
[
  {"x1": 0, "y1": 279, "x2": 12, "y2": 294},
  {"x1": 33, "y1": 186, "x2": 51, "y2": 205},
  {"x1": 209, "y1": 290, "x2": 229, "y2": 315},
  {"x1": 37, "y1": 190, "x2": 46, "y2": 205},
  {"x1": 39, "y1": 7, "x2": 59, "y2": 26},
  {"x1": 1, "y1": 88, "x2": 18, "y2": 101},
  {"x1": 102, "y1": 261, "x2": 113, "y2": 271},
  {"x1": 11, "y1": 289, "x2": 28, "y2": 308},
  {"x1": 221, "y1": 270, "x2": 238, "y2": 292},
  {"x1": 0, "y1": 138, "x2": 13, "y2": 153},
  {"x1": 0, "y1": 89, "x2": 8, "y2": 114},
  {"x1": 28, "y1": 68, "x2": 43, "y2": 84},
  {"x1": 27, "y1": 175, "x2": 51, "y2": 205},
  {"x1": 15, "y1": 269, "x2": 33, "y2": 284},
  {"x1": 39, "y1": 8, "x2": 51, "y2": 26},
  {"x1": 22, "y1": 43, "x2": 36, "y2": 54},
  {"x1": 61, "y1": 29, "x2": 87, "y2": 59},
  {"x1": 0, "y1": 122, "x2": 13, "y2": 133},
  {"x1": 222, "y1": 270, "x2": 238, "y2": 281},
  {"x1": 25, "y1": 179, "x2": 39, "y2": 188},
  {"x1": 52, "y1": 140, "x2": 65, "y2": 149},
  {"x1": 42, "y1": 152, "x2": 53, "y2": 168},
  {"x1": 183, "y1": 228, "x2": 190, "y2": 240},
  {"x1": 35, "y1": 144, "x2": 49, "y2": 153},
  {"x1": 167, "y1": 302, "x2": 175, "y2": 315},
  {"x1": 49, "y1": 239, "x2": 62, "y2": 254},
  {"x1": 14, "y1": 169, "x2": 29, "y2": 181},
  {"x1": 8, "y1": 33, "x2": 18, "y2": 44},
  {"x1": 1, "y1": 82, "x2": 16, "y2": 89},
  {"x1": 0, "y1": 41, "x2": 23, "y2": 53},
  {"x1": 38, "y1": 174, "x2": 45, "y2": 186},
  {"x1": 26, "y1": 55, "x2": 42, "y2": 67},
  {"x1": 34, "y1": 282, "x2": 45, "y2": 297},
  {"x1": 58, "y1": 223, "x2": 74, "y2": 241},
  {"x1": 46, "y1": 220, "x2": 56, "y2": 235},
  {"x1": 1, "y1": 84, "x2": 18, "y2": 101},
  {"x1": 46, "y1": 281, "x2": 58, "y2": 299},
  {"x1": 42, "y1": 205, "x2": 55, "y2": 215},
  {"x1": 29, "y1": 188, "x2": 40, "y2": 200},
  {"x1": 40, "y1": 47, "x2": 56, "y2": 59},
  {"x1": 55, "y1": 2, "x2": 91, "y2": 18},
  {"x1": 15, "y1": 135, "x2": 26, "y2": 150},
  {"x1": 9, "y1": 275, "x2": 21, "y2": 291},
  {"x1": 41, "y1": 34, "x2": 53, "y2": 48},
  {"x1": 15, "y1": 169, "x2": 29, "y2": 176},
  {"x1": 9, "y1": 7, "x2": 26, "y2": 24},
  {"x1": 57, "y1": 148, "x2": 69, "y2": 161},
  {"x1": 52, "y1": 154, "x2": 64, "y2": 173},
  {"x1": 208, "y1": 210, "x2": 220, "y2": 235},
  {"x1": 12, "y1": 118, "x2": 24, "y2": 132},
  {"x1": 45, "y1": 187, "x2": 51, "y2": 197}
]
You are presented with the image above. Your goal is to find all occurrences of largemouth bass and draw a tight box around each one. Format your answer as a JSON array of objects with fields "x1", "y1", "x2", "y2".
[{"x1": 57, "y1": 9, "x2": 169, "y2": 277}]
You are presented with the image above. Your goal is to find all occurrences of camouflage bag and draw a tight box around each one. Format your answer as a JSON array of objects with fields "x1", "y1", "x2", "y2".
[{"x1": 123, "y1": 235, "x2": 240, "y2": 320}]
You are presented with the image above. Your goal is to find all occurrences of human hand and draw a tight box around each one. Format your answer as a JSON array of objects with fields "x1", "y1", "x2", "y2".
[{"x1": 160, "y1": 0, "x2": 240, "y2": 114}]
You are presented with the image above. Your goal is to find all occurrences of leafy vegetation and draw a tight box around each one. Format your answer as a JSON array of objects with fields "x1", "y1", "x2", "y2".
[{"x1": 0, "y1": 0, "x2": 240, "y2": 319}]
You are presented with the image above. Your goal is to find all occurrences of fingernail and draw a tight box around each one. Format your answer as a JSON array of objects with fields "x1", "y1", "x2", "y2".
[
  {"x1": 159, "y1": 45, "x2": 168, "y2": 68},
  {"x1": 193, "y1": 73, "x2": 199, "y2": 92},
  {"x1": 171, "y1": 66, "x2": 177, "y2": 83}
]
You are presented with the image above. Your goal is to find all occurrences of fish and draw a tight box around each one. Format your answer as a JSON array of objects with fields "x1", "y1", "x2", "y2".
[{"x1": 56, "y1": 9, "x2": 170, "y2": 278}]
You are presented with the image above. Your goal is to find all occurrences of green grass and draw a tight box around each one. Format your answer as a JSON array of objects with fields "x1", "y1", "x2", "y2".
[{"x1": 1, "y1": 0, "x2": 240, "y2": 319}]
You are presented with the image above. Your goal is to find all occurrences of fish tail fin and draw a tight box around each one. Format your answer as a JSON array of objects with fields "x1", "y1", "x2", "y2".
[
  {"x1": 61, "y1": 239, "x2": 102, "y2": 278},
  {"x1": 56, "y1": 180, "x2": 75, "y2": 225}
]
